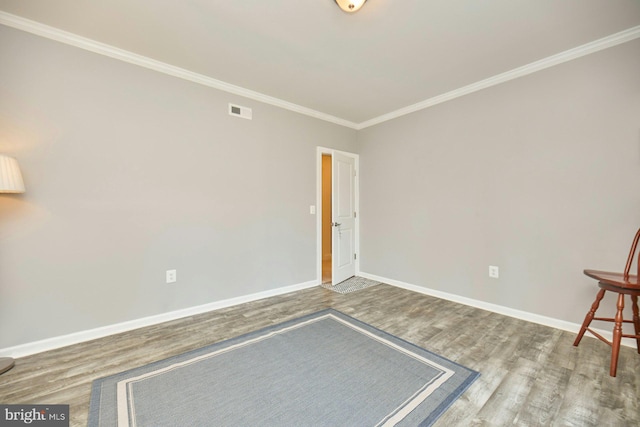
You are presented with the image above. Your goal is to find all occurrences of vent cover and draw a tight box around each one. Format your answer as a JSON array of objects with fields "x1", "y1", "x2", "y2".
[{"x1": 228, "y1": 103, "x2": 252, "y2": 120}]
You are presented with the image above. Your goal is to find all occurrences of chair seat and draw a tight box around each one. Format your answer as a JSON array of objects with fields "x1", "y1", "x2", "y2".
[{"x1": 584, "y1": 269, "x2": 640, "y2": 289}]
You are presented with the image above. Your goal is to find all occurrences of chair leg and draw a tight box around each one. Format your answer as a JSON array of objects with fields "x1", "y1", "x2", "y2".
[
  {"x1": 632, "y1": 295, "x2": 640, "y2": 354},
  {"x1": 610, "y1": 293, "x2": 625, "y2": 377},
  {"x1": 574, "y1": 289, "x2": 606, "y2": 346}
]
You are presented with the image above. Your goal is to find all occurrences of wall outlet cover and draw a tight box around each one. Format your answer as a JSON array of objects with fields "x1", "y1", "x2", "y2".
[
  {"x1": 166, "y1": 269, "x2": 177, "y2": 283},
  {"x1": 489, "y1": 266, "x2": 499, "y2": 279}
]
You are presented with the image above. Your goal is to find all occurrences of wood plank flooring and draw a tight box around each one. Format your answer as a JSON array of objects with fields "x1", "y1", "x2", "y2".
[{"x1": 0, "y1": 284, "x2": 638, "y2": 426}]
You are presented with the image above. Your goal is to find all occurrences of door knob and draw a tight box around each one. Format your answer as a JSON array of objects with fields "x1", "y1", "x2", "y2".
[{"x1": 332, "y1": 222, "x2": 342, "y2": 227}]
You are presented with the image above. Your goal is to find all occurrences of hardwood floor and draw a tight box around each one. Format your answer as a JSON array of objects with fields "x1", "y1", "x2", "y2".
[{"x1": 0, "y1": 284, "x2": 638, "y2": 426}]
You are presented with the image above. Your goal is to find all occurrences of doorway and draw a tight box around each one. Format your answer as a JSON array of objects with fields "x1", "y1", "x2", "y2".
[
  {"x1": 316, "y1": 147, "x2": 359, "y2": 286},
  {"x1": 321, "y1": 154, "x2": 332, "y2": 283}
]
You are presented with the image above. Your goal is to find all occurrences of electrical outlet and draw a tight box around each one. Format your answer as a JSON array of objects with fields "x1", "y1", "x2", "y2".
[
  {"x1": 488, "y1": 266, "x2": 499, "y2": 279},
  {"x1": 166, "y1": 269, "x2": 177, "y2": 284}
]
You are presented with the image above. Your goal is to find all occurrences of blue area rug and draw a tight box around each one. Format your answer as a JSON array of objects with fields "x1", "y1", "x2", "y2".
[{"x1": 89, "y1": 309, "x2": 479, "y2": 426}]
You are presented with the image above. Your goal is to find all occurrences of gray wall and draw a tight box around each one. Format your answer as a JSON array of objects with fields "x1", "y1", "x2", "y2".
[
  {"x1": 0, "y1": 25, "x2": 357, "y2": 348},
  {"x1": 2, "y1": 22, "x2": 639, "y2": 351},
  {"x1": 359, "y1": 39, "x2": 640, "y2": 325}
]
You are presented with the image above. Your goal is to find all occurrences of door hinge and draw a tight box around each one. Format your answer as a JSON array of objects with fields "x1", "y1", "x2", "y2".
[
  {"x1": 354, "y1": 211, "x2": 357, "y2": 218},
  {"x1": 354, "y1": 253, "x2": 357, "y2": 260}
]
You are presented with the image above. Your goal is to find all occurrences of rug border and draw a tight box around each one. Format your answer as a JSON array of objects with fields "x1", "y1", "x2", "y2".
[
  {"x1": 88, "y1": 308, "x2": 479, "y2": 427},
  {"x1": 319, "y1": 310, "x2": 481, "y2": 426}
]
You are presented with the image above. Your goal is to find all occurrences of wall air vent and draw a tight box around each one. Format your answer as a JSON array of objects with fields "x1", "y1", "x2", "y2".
[{"x1": 228, "y1": 103, "x2": 252, "y2": 120}]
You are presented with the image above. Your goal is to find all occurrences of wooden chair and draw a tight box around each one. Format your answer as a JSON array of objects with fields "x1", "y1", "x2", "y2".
[{"x1": 573, "y1": 228, "x2": 640, "y2": 377}]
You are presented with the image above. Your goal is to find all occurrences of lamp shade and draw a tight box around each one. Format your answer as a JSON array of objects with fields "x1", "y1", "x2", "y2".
[{"x1": 0, "y1": 155, "x2": 25, "y2": 193}]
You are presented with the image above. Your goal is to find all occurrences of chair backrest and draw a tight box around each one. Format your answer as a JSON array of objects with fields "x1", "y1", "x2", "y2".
[{"x1": 623, "y1": 228, "x2": 640, "y2": 279}]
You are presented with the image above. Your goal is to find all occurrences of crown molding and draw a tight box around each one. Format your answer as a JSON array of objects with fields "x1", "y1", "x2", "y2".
[
  {"x1": 356, "y1": 25, "x2": 640, "y2": 129},
  {"x1": 0, "y1": 11, "x2": 359, "y2": 130},
  {"x1": 1, "y1": 11, "x2": 638, "y2": 131}
]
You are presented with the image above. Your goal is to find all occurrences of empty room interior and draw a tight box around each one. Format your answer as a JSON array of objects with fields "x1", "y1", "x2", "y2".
[{"x1": 1, "y1": 1, "x2": 640, "y2": 426}]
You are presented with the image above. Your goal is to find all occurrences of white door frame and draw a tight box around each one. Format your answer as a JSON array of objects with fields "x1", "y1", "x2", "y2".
[{"x1": 316, "y1": 147, "x2": 360, "y2": 284}]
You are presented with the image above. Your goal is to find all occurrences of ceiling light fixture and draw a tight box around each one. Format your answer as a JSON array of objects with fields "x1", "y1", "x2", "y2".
[{"x1": 335, "y1": 0, "x2": 367, "y2": 13}]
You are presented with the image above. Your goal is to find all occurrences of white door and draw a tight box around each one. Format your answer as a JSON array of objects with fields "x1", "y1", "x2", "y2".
[{"x1": 331, "y1": 152, "x2": 356, "y2": 285}]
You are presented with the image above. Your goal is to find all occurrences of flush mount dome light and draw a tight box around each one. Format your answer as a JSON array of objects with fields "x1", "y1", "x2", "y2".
[{"x1": 335, "y1": 0, "x2": 367, "y2": 13}]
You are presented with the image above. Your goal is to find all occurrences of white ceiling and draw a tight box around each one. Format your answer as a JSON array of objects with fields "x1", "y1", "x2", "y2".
[{"x1": 1, "y1": 0, "x2": 639, "y2": 128}]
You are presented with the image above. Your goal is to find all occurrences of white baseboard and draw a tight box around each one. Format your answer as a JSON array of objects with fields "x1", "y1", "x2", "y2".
[
  {"x1": 359, "y1": 271, "x2": 637, "y2": 348},
  {"x1": 1, "y1": 279, "x2": 318, "y2": 358},
  {"x1": 5, "y1": 273, "x2": 635, "y2": 358}
]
